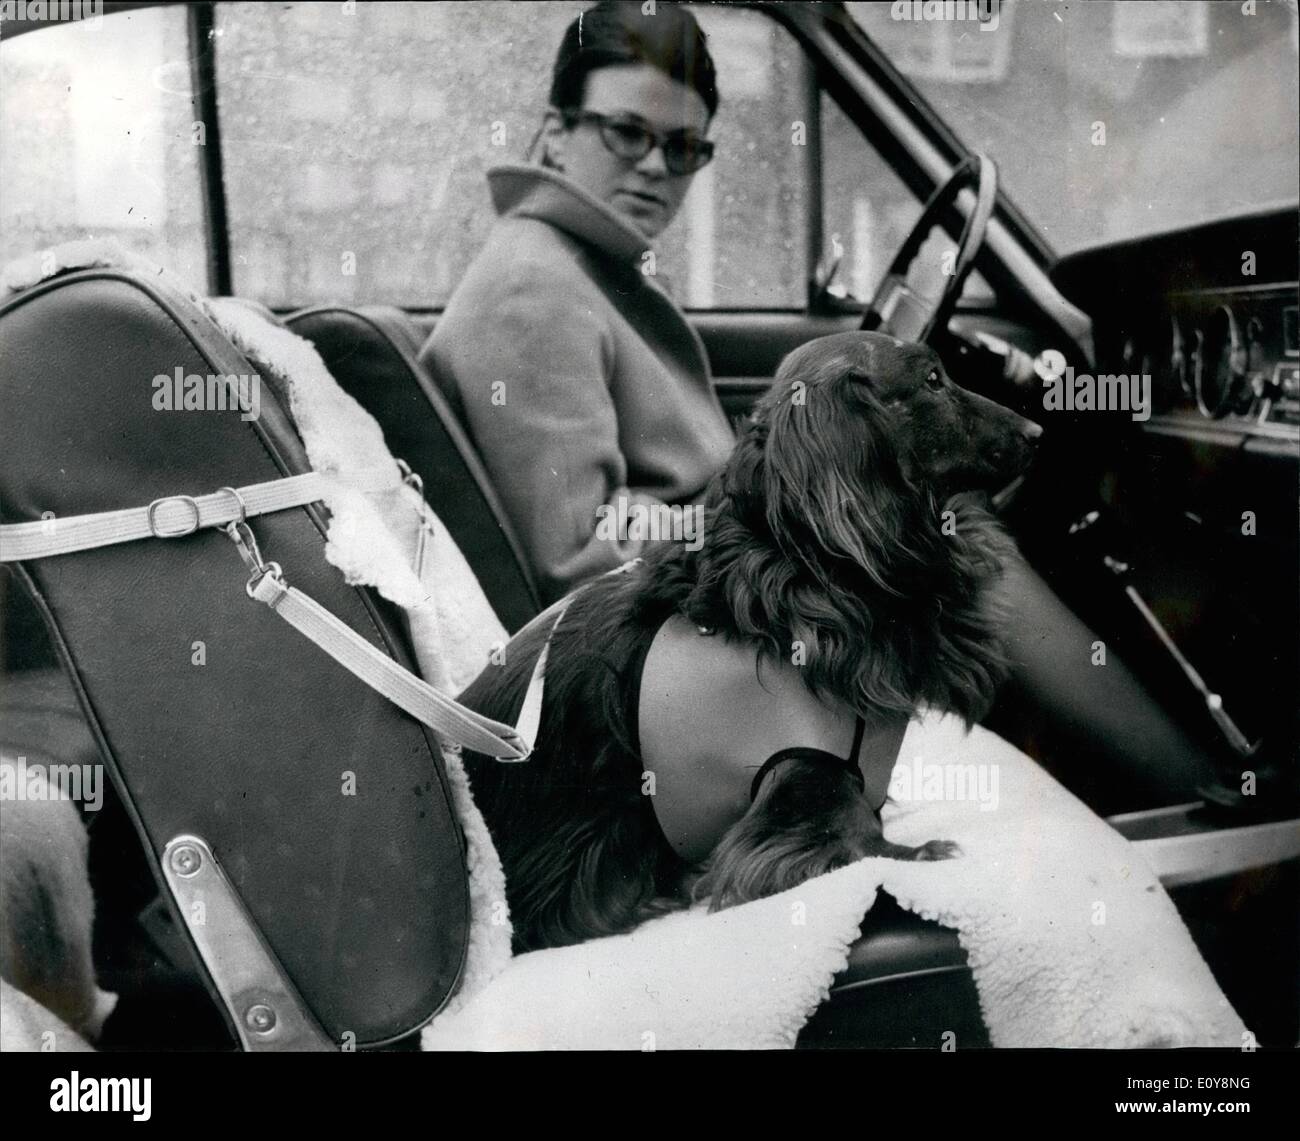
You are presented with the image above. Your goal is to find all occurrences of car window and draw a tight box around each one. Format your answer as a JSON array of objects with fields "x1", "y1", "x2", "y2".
[
  {"x1": 847, "y1": 0, "x2": 1300, "y2": 255},
  {"x1": 823, "y1": 89, "x2": 919, "y2": 304},
  {"x1": 821, "y1": 88, "x2": 994, "y2": 308},
  {"x1": 215, "y1": 0, "x2": 575, "y2": 309},
  {"x1": 0, "y1": 6, "x2": 207, "y2": 286},
  {"x1": 670, "y1": 3, "x2": 809, "y2": 309},
  {"x1": 214, "y1": 0, "x2": 812, "y2": 311}
]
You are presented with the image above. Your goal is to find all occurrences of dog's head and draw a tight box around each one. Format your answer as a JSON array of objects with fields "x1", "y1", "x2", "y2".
[
  {"x1": 754, "y1": 331, "x2": 1041, "y2": 504},
  {"x1": 690, "y1": 753, "x2": 964, "y2": 912},
  {"x1": 689, "y1": 330, "x2": 1028, "y2": 723}
]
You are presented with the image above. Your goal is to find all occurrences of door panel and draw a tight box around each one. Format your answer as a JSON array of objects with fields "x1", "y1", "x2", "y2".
[
  {"x1": 693, "y1": 310, "x2": 861, "y2": 420},
  {"x1": 690, "y1": 311, "x2": 861, "y2": 378}
]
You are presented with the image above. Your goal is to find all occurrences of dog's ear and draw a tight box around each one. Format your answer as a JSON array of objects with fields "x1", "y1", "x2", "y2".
[
  {"x1": 693, "y1": 762, "x2": 877, "y2": 912},
  {"x1": 716, "y1": 414, "x2": 769, "y2": 529},
  {"x1": 755, "y1": 364, "x2": 923, "y2": 595}
]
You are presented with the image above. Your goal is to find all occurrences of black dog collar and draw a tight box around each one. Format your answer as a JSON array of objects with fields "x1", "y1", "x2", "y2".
[{"x1": 749, "y1": 715, "x2": 869, "y2": 802}]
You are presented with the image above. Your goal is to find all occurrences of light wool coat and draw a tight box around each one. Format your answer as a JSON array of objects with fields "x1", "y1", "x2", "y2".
[{"x1": 422, "y1": 164, "x2": 735, "y2": 603}]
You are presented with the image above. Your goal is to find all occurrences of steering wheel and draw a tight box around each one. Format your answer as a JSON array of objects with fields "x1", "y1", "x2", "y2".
[{"x1": 861, "y1": 153, "x2": 997, "y2": 344}]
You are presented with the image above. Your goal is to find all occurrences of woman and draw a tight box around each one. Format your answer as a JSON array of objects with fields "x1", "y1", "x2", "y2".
[{"x1": 421, "y1": 1, "x2": 734, "y2": 605}]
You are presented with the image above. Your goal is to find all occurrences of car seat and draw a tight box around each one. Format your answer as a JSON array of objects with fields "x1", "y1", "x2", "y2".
[
  {"x1": 286, "y1": 305, "x2": 540, "y2": 633},
  {"x1": 0, "y1": 264, "x2": 515, "y2": 1049},
  {"x1": 0, "y1": 263, "x2": 984, "y2": 1050}
]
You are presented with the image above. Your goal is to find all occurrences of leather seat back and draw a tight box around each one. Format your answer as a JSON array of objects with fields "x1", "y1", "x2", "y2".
[
  {"x1": 286, "y1": 305, "x2": 541, "y2": 633},
  {"x1": 0, "y1": 268, "x2": 473, "y2": 1047}
]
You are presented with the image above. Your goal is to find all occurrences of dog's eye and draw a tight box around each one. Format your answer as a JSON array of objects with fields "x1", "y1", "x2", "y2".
[{"x1": 925, "y1": 368, "x2": 944, "y2": 391}]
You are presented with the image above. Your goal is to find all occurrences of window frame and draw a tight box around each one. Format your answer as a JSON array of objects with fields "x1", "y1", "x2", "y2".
[
  {"x1": 189, "y1": 1, "x2": 230, "y2": 295},
  {"x1": 195, "y1": 0, "x2": 912, "y2": 315}
]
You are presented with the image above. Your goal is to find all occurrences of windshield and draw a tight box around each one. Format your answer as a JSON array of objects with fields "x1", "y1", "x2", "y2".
[{"x1": 847, "y1": 0, "x2": 1299, "y2": 255}]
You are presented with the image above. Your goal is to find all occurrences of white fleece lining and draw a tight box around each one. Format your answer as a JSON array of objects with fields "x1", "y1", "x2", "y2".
[{"x1": 423, "y1": 711, "x2": 1247, "y2": 1050}]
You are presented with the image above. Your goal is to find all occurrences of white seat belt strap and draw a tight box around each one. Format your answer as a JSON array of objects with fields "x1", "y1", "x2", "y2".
[
  {"x1": 249, "y1": 571, "x2": 528, "y2": 761},
  {"x1": 511, "y1": 559, "x2": 642, "y2": 751},
  {"x1": 0, "y1": 470, "x2": 393, "y2": 563},
  {"x1": 512, "y1": 594, "x2": 574, "y2": 752},
  {"x1": 0, "y1": 470, "x2": 531, "y2": 762}
]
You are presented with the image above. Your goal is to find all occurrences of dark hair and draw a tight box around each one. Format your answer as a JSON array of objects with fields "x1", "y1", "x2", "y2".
[{"x1": 549, "y1": 1, "x2": 719, "y2": 119}]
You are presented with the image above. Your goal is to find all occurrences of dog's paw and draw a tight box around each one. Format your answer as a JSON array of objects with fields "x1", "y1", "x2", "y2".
[{"x1": 913, "y1": 839, "x2": 962, "y2": 861}]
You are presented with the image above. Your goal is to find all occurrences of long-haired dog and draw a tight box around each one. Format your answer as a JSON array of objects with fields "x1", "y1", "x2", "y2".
[{"x1": 458, "y1": 332, "x2": 1041, "y2": 951}]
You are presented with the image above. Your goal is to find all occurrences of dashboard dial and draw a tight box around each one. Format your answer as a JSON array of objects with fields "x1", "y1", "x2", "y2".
[{"x1": 1192, "y1": 305, "x2": 1248, "y2": 419}]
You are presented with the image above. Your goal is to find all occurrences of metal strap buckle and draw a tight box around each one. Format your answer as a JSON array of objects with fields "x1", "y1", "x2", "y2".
[
  {"x1": 395, "y1": 458, "x2": 424, "y2": 496},
  {"x1": 146, "y1": 495, "x2": 201, "y2": 538},
  {"x1": 492, "y1": 730, "x2": 530, "y2": 764},
  {"x1": 219, "y1": 491, "x2": 283, "y2": 597},
  {"x1": 396, "y1": 459, "x2": 435, "y2": 578}
]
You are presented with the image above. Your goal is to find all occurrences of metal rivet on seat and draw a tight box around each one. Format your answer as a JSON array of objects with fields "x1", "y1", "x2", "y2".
[
  {"x1": 245, "y1": 1004, "x2": 277, "y2": 1034},
  {"x1": 170, "y1": 844, "x2": 202, "y2": 877}
]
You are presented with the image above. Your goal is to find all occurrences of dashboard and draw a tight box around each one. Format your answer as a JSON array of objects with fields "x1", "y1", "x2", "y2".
[
  {"x1": 1052, "y1": 204, "x2": 1300, "y2": 460},
  {"x1": 1033, "y1": 205, "x2": 1298, "y2": 781}
]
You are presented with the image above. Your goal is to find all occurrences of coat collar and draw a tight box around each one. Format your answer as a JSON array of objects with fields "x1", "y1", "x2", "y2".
[{"x1": 487, "y1": 163, "x2": 652, "y2": 265}]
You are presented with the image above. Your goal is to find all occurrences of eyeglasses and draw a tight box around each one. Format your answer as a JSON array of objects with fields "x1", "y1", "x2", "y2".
[{"x1": 562, "y1": 110, "x2": 715, "y2": 176}]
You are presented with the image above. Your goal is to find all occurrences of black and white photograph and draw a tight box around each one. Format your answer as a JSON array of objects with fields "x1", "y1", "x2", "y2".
[{"x1": 0, "y1": 0, "x2": 1297, "y2": 1116}]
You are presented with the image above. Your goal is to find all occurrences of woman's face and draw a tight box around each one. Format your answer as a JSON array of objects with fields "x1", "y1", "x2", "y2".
[{"x1": 544, "y1": 63, "x2": 711, "y2": 240}]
